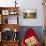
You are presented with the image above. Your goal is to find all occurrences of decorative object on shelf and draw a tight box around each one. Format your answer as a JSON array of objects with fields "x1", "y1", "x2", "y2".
[
  {"x1": 1, "y1": 28, "x2": 19, "y2": 41},
  {"x1": 2, "y1": 10, "x2": 9, "y2": 15},
  {"x1": 1, "y1": 28, "x2": 13, "y2": 41},
  {"x1": 13, "y1": 32, "x2": 18, "y2": 41},
  {"x1": 23, "y1": 9, "x2": 37, "y2": 19},
  {"x1": 14, "y1": 28, "x2": 17, "y2": 32},
  {"x1": 13, "y1": 28, "x2": 18, "y2": 41},
  {"x1": 9, "y1": 10, "x2": 18, "y2": 15}
]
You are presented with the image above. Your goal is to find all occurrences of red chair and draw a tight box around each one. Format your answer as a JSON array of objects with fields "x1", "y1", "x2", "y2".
[{"x1": 21, "y1": 28, "x2": 41, "y2": 46}]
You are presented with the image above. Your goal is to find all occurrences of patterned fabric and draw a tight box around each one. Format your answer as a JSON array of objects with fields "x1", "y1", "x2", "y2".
[{"x1": 21, "y1": 28, "x2": 41, "y2": 46}]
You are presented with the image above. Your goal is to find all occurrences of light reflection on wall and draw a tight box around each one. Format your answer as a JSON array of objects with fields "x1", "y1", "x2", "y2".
[{"x1": 0, "y1": 0, "x2": 24, "y2": 7}]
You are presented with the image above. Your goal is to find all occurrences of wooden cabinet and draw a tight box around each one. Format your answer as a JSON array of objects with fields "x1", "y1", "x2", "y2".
[{"x1": 0, "y1": 7, "x2": 20, "y2": 46}]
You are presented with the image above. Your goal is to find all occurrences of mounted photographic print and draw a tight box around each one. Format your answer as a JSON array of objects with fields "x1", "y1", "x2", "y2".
[
  {"x1": 2, "y1": 10, "x2": 9, "y2": 15},
  {"x1": 23, "y1": 9, "x2": 37, "y2": 19}
]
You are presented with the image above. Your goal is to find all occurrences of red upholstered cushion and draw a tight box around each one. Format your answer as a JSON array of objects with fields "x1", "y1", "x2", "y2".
[
  {"x1": 21, "y1": 28, "x2": 41, "y2": 46},
  {"x1": 24, "y1": 28, "x2": 36, "y2": 39}
]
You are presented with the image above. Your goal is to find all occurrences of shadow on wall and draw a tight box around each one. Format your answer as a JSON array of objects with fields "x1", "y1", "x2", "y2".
[{"x1": 18, "y1": 26, "x2": 44, "y2": 44}]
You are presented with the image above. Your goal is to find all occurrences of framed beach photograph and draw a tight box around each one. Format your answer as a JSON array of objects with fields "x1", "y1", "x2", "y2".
[{"x1": 23, "y1": 9, "x2": 37, "y2": 19}]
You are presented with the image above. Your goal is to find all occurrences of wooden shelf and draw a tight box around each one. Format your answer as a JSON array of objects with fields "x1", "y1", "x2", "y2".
[
  {"x1": 0, "y1": 24, "x2": 20, "y2": 32},
  {"x1": 2, "y1": 40, "x2": 19, "y2": 42},
  {"x1": 0, "y1": 40, "x2": 19, "y2": 46},
  {"x1": 0, "y1": 7, "x2": 19, "y2": 10},
  {"x1": 0, "y1": 7, "x2": 20, "y2": 46}
]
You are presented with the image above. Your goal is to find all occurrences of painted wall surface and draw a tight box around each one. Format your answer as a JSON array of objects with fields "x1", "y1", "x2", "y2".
[
  {"x1": 18, "y1": 0, "x2": 44, "y2": 26},
  {"x1": 0, "y1": 0, "x2": 44, "y2": 26}
]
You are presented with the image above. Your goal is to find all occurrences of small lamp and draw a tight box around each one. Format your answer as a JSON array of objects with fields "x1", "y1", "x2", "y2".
[{"x1": 14, "y1": 28, "x2": 17, "y2": 32}]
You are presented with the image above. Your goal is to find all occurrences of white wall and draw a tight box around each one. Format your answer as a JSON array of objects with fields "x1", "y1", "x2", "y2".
[
  {"x1": 0, "y1": 0, "x2": 44, "y2": 26},
  {"x1": 18, "y1": 0, "x2": 44, "y2": 26}
]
